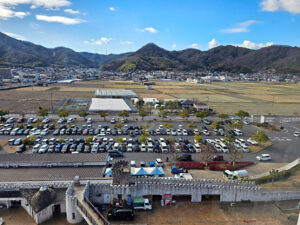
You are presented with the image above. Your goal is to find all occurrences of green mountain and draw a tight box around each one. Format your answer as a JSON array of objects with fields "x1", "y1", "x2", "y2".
[
  {"x1": 101, "y1": 43, "x2": 300, "y2": 73},
  {"x1": 0, "y1": 32, "x2": 126, "y2": 67},
  {"x1": 1, "y1": 31, "x2": 300, "y2": 73}
]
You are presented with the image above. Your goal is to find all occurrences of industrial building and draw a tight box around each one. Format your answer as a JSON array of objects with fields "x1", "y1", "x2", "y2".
[
  {"x1": 89, "y1": 98, "x2": 136, "y2": 113},
  {"x1": 94, "y1": 89, "x2": 137, "y2": 98}
]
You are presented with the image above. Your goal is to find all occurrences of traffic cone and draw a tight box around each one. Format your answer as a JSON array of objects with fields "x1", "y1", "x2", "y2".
[{"x1": 243, "y1": 218, "x2": 246, "y2": 222}]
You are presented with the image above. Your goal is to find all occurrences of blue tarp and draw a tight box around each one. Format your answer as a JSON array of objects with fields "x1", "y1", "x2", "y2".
[
  {"x1": 105, "y1": 168, "x2": 112, "y2": 176},
  {"x1": 134, "y1": 168, "x2": 148, "y2": 176}
]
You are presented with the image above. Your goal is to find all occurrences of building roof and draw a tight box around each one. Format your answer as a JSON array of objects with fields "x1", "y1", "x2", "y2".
[
  {"x1": 31, "y1": 186, "x2": 56, "y2": 212},
  {"x1": 89, "y1": 98, "x2": 133, "y2": 112},
  {"x1": 95, "y1": 89, "x2": 137, "y2": 98}
]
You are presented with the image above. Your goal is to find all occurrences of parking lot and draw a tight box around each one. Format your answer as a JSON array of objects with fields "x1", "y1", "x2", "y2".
[{"x1": 1, "y1": 115, "x2": 300, "y2": 164}]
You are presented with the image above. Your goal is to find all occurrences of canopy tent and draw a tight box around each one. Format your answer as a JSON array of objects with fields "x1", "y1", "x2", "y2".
[
  {"x1": 150, "y1": 167, "x2": 164, "y2": 176},
  {"x1": 131, "y1": 167, "x2": 164, "y2": 176}
]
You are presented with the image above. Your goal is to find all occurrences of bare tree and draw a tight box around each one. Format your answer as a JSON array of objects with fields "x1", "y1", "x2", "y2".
[
  {"x1": 201, "y1": 144, "x2": 214, "y2": 166},
  {"x1": 228, "y1": 142, "x2": 243, "y2": 167}
]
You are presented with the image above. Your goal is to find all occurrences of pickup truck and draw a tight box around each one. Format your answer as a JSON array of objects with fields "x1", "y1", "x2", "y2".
[{"x1": 170, "y1": 165, "x2": 185, "y2": 174}]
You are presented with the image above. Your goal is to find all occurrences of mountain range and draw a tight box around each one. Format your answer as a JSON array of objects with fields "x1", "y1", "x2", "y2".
[{"x1": 0, "y1": 31, "x2": 300, "y2": 73}]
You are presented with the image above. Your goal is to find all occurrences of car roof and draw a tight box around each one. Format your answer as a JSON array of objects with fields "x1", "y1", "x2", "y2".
[{"x1": 261, "y1": 154, "x2": 270, "y2": 156}]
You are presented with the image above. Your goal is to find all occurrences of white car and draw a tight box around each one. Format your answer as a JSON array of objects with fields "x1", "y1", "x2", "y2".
[
  {"x1": 294, "y1": 131, "x2": 300, "y2": 137},
  {"x1": 247, "y1": 138, "x2": 258, "y2": 145},
  {"x1": 194, "y1": 143, "x2": 201, "y2": 152},
  {"x1": 39, "y1": 144, "x2": 48, "y2": 153},
  {"x1": 256, "y1": 154, "x2": 271, "y2": 161},
  {"x1": 141, "y1": 143, "x2": 147, "y2": 152},
  {"x1": 203, "y1": 130, "x2": 210, "y2": 136},
  {"x1": 32, "y1": 144, "x2": 41, "y2": 153},
  {"x1": 182, "y1": 129, "x2": 188, "y2": 136},
  {"x1": 240, "y1": 144, "x2": 249, "y2": 152}
]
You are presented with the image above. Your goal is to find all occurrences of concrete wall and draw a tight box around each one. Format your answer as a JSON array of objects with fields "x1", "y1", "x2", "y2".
[
  {"x1": 65, "y1": 182, "x2": 83, "y2": 224},
  {"x1": 34, "y1": 205, "x2": 54, "y2": 224},
  {"x1": 89, "y1": 177, "x2": 300, "y2": 203}
]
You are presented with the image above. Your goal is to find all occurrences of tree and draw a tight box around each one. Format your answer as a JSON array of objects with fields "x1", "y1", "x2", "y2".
[
  {"x1": 218, "y1": 113, "x2": 229, "y2": 119},
  {"x1": 211, "y1": 120, "x2": 221, "y2": 129},
  {"x1": 230, "y1": 121, "x2": 243, "y2": 129},
  {"x1": 163, "y1": 123, "x2": 174, "y2": 129},
  {"x1": 187, "y1": 124, "x2": 197, "y2": 129},
  {"x1": 235, "y1": 110, "x2": 250, "y2": 118},
  {"x1": 138, "y1": 110, "x2": 147, "y2": 120},
  {"x1": 158, "y1": 110, "x2": 168, "y2": 118},
  {"x1": 116, "y1": 137, "x2": 124, "y2": 144},
  {"x1": 252, "y1": 131, "x2": 269, "y2": 142},
  {"x1": 0, "y1": 109, "x2": 9, "y2": 117},
  {"x1": 194, "y1": 135, "x2": 203, "y2": 143},
  {"x1": 165, "y1": 100, "x2": 180, "y2": 109},
  {"x1": 85, "y1": 136, "x2": 93, "y2": 144},
  {"x1": 139, "y1": 135, "x2": 147, "y2": 143},
  {"x1": 0, "y1": 109, "x2": 9, "y2": 121},
  {"x1": 270, "y1": 169, "x2": 279, "y2": 186},
  {"x1": 99, "y1": 112, "x2": 108, "y2": 121},
  {"x1": 22, "y1": 135, "x2": 36, "y2": 145},
  {"x1": 224, "y1": 136, "x2": 234, "y2": 143},
  {"x1": 201, "y1": 144, "x2": 214, "y2": 166},
  {"x1": 79, "y1": 111, "x2": 89, "y2": 120},
  {"x1": 114, "y1": 123, "x2": 123, "y2": 129},
  {"x1": 158, "y1": 106, "x2": 164, "y2": 111},
  {"x1": 136, "y1": 99, "x2": 144, "y2": 109},
  {"x1": 58, "y1": 110, "x2": 69, "y2": 118},
  {"x1": 178, "y1": 110, "x2": 189, "y2": 118},
  {"x1": 228, "y1": 142, "x2": 243, "y2": 167},
  {"x1": 37, "y1": 107, "x2": 48, "y2": 118},
  {"x1": 196, "y1": 110, "x2": 209, "y2": 119},
  {"x1": 118, "y1": 110, "x2": 129, "y2": 119}
]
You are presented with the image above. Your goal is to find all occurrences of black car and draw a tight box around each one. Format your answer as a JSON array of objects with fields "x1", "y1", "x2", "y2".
[
  {"x1": 108, "y1": 150, "x2": 123, "y2": 157},
  {"x1": 107, "y1": 208, "x2": 134, "y2": 221},
  {"x1": 66, "y1": 128, "x2": 72, "y2": 135},
  {"x1": 176, "y1": 154, "x2": 192, "y2": 161},
  {"x1": 16, "y1": 144, "x2": 26, "y2": 153}
]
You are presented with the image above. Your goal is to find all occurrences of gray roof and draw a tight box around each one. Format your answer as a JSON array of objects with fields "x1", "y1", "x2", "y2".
[
  {"x1": 0, "y1": 153, "x2": 108, "y2": 164},
  {"x1": 95, "y1": 89, "x2": 137, "y2": 98}
]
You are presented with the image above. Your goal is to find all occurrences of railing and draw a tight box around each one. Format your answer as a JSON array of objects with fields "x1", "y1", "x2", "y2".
[{"x1": 76, "y1": 197, "x2": 110, "y2": 225}]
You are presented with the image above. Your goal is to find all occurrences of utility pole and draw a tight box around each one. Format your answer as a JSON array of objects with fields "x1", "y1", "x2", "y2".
[
  {"x1": 271, "y1": 95, "x2": 274, "y2": 115},
  {"x1": 50, "y1": 92, "x2": 53, "y2": 112}
]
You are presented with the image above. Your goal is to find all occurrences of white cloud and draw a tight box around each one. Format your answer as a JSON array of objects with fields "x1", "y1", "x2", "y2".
[
  {"x1": 222, "y1": 20, "x2": 260, "y2": 33},
  {"x1": 208, "y1": 38, "x2": 219, "y2": 49},
  {"x1": 84, "y1": 37, "x2": 113, "y2": 45},
  {"x1": 0, "y1": 4, "x2": 30, "y2": 20},
  {"x1": 64, "y1": 9, "x2": 80, "y2": 14},
  {"x1": 109, "y1": 7, "x2": 115, "y2": 11},
  {"x1": 172, "y1": 44, "x2": 176, "y2": 49},
  {"x1": 235, "y1": 40, "x2": 274, "y2": 49},
  {"x1": 121, "y1": 41, "x2": 134, "y2": 45},
  {"x1": 0, "y1": 0, "x2": 71, "y2": 20},
  {"x1": 36, "y1": 14, "x2": 86, "y2": 25},
  {"x1": 190, "y1": 43, "x2": 200, "y2": 49},
  {"x1": 261, "y1": 0, "x2": 300, "y2": 14},
  {"x1": 3, "y1": 32, "x2": 26, "y2": 40},
  {"x1": 138, "y1": 27, "x2": 158, "y2": 33}
]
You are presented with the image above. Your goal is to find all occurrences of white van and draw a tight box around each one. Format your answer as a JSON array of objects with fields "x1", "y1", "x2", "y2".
[
  {"x1": 233, "y1": 129, "x2": 243, "y2": 136},
  {"x1": 113, "y1": 142, "x2": 119, "y2": 151},
  {"x1": 161, "y1": 142, "x2": 168, "y2": 153},
  {"x1": 127, "y1": 143, "x2": 133, "y2": 152},
  {"x1": 130, "y1": 160, "x2": 136, "y2": 167}
]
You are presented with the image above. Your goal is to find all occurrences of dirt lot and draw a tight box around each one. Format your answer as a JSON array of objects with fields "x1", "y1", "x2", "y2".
[
  {"x1": 106, "y1": 200, "x2": 298, "y2": 225},
  {"x1": 0, "y1": 140, "x2": 16, "y2": 154},
  {"x1": 1, "y1": 80, "x2": 300, "y2": 115}
]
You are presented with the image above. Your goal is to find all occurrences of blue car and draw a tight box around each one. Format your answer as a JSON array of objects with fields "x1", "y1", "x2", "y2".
[
  {"x1": 55, "y1": 143, "x2": 63, "y2": 153},
  {"x1": 17, "y1": 128, "x2": 24, "y2": 135},
  {"x1": 14, "y1": 138, "x2": 22, "y2": 145}
]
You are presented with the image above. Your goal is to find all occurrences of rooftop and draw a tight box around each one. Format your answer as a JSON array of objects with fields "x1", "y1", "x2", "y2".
[
  {"x1": 95, "y1": 89, "x2": 137, "y2": 98},
  {"x1": 89, "y1": 98, "x2": 135, "y2": 112}
]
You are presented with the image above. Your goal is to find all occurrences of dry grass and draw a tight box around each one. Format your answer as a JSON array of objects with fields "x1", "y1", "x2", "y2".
[
  {"x1": 0, "y1": 140, "x2": 17, "y2": 154},
  {"x1": 249, "y1": 141, "x2": 273, "y2": 153}
]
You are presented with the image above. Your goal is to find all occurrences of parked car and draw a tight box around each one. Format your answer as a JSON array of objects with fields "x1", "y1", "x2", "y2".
[
  {"x1": 107, "y1": 208, "x2": 134, "y2": 221},
  {"x1": 176, "y1": 154, "x2": 192, "y2": 161},
  {"x1": 16, "y1": 144, "x2": 26, "y2": 153}
]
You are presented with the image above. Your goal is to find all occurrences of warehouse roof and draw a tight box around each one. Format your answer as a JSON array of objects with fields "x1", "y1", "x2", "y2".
[
  {"x1": 89, "y1": 98, "x2": 133, "y2": 112},
  {"x1": 95, "y1": 89, "x2": 137, "y2": 98}
]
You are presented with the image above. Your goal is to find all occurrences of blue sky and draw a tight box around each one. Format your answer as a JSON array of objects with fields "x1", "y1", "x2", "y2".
[{"x1": 0, "y1": 0, "x2": 299, "y2": 54}]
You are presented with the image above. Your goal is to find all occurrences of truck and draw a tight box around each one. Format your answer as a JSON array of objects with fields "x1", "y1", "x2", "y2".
[
  {"x1": 133, "y1": 197, "x2": 152, "y2": 210},
  {"x1": 223, "y1": 169, "x2": 248, "y2": 181},
  {"x1": 170, "y1": 165, "x2": 185, "y2": 174}
]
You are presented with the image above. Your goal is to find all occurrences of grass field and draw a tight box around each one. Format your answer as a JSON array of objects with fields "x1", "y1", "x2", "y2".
[{"x1": 0, "y1": 80, "x2": 299, "y2": 115}]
